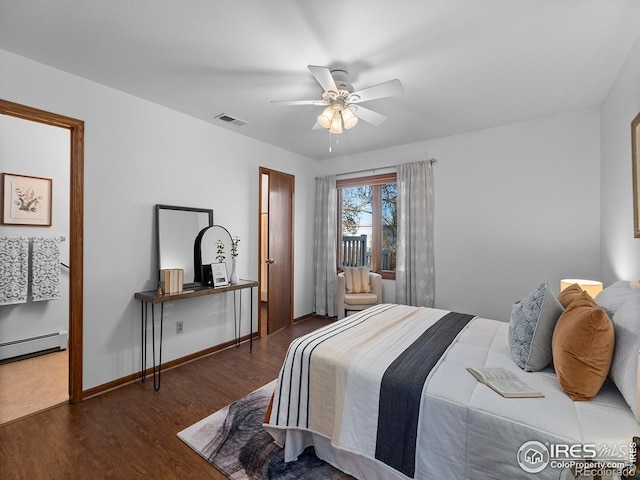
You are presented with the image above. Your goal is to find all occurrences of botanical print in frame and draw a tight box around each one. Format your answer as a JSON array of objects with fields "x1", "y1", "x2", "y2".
[
  {"x1": 633, "y1": 113, "x2": 640, "y2": 238},
  {"x1": 211, "y1": 262, "x2": 229, "y2": 287},
  {"x1": 1, "y1": 172, "x2": 53, "y2": 226}
]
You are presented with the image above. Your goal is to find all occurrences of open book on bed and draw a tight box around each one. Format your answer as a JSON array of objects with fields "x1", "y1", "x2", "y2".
[{"x1": 467, "y1": 367, "x2": 545, "y2": 398}]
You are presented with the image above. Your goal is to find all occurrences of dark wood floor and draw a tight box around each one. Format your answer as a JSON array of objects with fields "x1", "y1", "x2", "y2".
[{"x1": 0, "y1": 316, "x2": 334, "y2": 480}]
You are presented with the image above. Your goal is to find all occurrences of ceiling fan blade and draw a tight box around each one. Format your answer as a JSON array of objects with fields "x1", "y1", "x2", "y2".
[
  {"x1": 349, "y1": 79, "x2": 404, "y2": 103},
  {"x1": 352, "y1": 105, "x2": 388, "y2": 126},
  {"x1": 308, "y1": 65, "x2": 338, "y2": 93},
  {"x1": 271, "y1": 99, "x2": 329, "y2": 106},
  {"x1": 312, "y1": 121, "x2": 324, "y2": 130}
]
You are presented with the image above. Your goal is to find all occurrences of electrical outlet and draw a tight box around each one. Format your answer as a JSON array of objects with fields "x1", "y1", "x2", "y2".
[{"x1": 176, "y1": 320, "x2": 183, "y2": 334}]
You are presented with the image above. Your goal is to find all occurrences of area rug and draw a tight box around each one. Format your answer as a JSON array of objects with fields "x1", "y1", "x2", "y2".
[{"x1": 177, "y1": 380, "x2": 353, "y2": 480}]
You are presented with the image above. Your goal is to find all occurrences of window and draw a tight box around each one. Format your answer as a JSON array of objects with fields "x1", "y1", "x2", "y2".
[{"x1": 337, "y1": 173, "x2": 397, "y2": 279}]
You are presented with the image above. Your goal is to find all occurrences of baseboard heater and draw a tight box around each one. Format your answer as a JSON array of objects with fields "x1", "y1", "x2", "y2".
[{"x1": 0, "y1": 330, "x2": 68, "y2": 362}]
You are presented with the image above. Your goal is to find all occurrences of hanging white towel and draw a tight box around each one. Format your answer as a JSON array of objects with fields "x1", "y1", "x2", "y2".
[
  {"x1": 0, "y1": 236, "x2": 29, "y2": 306},
  {"x1": 31, "y1": 236, "x2": 62, "y2": 302}
]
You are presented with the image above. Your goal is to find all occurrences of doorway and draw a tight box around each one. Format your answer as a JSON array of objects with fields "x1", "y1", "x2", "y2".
[
  {"x1": 259, "y1": 167, "x2": 294, "y2": 335},
  {"x1": 0, "y1": 99, "x2": 84, "y2": 405}
]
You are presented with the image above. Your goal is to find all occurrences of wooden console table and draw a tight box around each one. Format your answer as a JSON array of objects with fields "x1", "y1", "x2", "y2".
[{"x1": 134, "y1": 279, "x2": 258, "y2": 391}]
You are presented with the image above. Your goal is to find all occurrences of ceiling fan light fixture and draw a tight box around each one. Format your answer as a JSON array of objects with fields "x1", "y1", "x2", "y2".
[
  {"x1": 272, "y1": 65, "x2": 403, "y2": 149},
  {"x1": 329, "y1": 112, "x2": 343, "y2": 134},
  {"x1": 317, "y1": 106, "x2": 333, "y2": 129},
  {"x1": 341, "y1": 107, "x2": 358, "y2": 129}
]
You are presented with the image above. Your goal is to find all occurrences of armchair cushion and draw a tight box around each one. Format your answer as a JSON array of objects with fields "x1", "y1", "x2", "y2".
[
  {"x1": 344, "y1": 266, "x2": 371, "y2": 293},
  {"x1": 344, "y1": 292, "x2": 379, "y2": 308}
]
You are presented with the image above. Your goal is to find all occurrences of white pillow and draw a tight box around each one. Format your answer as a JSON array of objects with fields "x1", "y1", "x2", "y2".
[
  {"x1": 344, "y1": 266, "x2": 371, "y2": 294},
  {"x1": 595, "y1": 280, "x2": 640, "y2": 318},
  {"x1": 610, "y1": 295, "x2": 640, "y2": 421}
]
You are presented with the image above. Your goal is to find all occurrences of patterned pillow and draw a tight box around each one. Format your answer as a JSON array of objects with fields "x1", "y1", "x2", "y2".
[
  {"x1": 509, "y1": 281, "x2": 564, "y2": 372},
  {"x1": 344, "y1": 266, "x2": 371, "y2": 294}
]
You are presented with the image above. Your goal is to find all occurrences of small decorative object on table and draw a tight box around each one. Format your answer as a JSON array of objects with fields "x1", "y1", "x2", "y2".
[
  {"x1": 230, "y1": 236, "x2": 240, "y2": 284},
  {"x1": 215, "y1": 240, "x2": 225, "y2": 263},
  {"x1": 211, "y1": 262, "x2": 229, "y2": 287}
]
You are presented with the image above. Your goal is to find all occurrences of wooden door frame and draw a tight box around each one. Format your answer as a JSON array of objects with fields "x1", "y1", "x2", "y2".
[
  {"x1": 258, "y1": 167, "x2": 294, "y2": 335},
  {"x1": 0, "y1": 99, "x2": 84, "y2": 403}
]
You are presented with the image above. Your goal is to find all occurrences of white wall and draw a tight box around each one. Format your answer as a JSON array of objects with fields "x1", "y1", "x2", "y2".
[
  {"x1": 0, "y1": 115, "x2": 70, "y2": 343},
  {"x1": 318, "y1": 109, "x2": 602, "y2": 321},
  {"x1": 600, "y1": 32, "x2": 640, "y2": 284},
  {"x1": 0, "y1": 49, "x2": 317, "y2": 390}
]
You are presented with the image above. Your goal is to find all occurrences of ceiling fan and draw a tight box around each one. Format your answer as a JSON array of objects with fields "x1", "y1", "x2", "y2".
[{"x1": 271, "y1": 65, "x2": 404, "y2": 134}]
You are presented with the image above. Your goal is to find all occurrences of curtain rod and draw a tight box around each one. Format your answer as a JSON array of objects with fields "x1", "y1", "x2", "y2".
[{"x1": 317, "y1": 158, "x2": 437, "y2": 180}]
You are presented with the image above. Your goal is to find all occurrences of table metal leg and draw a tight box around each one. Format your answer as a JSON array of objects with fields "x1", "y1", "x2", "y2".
[
  {"x1": 250, "y1": 286, "x2": 254, "y2": 353},
  {"x1": 141, "y1": 301, "x2": 147, "y2": 383},
  {"x1": 234, "y1": 290, "x2": 240, "y2": 347},
  {"x1": 151, "y1": 303, "x2": 164, "y2": 391},
  {"x1": 232, "y1": 289, "x2": 252, "y2": 350}
]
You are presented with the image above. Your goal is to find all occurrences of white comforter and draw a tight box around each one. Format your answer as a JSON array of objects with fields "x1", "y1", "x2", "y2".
[{"x1": 264, "y1": 304, "x2": 639, "y2": 480}]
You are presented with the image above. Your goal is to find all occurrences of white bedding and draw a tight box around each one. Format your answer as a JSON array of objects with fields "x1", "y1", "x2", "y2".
[{"x1": 264, "y1": 305, "x2": 639, "y2": 480}]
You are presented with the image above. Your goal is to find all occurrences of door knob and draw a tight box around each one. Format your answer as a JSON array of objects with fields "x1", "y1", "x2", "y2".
[{"x1": 265, "y1": 258, "x2": 276, "y2": 264}]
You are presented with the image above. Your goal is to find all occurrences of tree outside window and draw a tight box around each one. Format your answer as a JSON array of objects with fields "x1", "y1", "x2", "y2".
[{"x1": 337, "y1": 173, "x2": 397, "y2": 279}]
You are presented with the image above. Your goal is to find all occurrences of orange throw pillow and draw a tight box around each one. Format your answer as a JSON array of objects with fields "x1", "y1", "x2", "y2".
[
  {"x1": 552, "y1": 291, "x2": 614, "y2": 401},
  {"x1": 557, "y1": 283, "x2": 587, "y2": 308}
]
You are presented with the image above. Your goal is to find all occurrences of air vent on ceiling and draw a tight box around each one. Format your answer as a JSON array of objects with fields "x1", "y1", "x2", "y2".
[{"x1": 214, "y1": 113, "x2": 249, "y2": 127}]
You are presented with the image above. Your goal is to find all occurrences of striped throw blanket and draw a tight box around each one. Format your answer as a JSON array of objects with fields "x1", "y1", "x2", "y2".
[{"x1": 265, "y1": 304, "x2": 474, "y2": 478}]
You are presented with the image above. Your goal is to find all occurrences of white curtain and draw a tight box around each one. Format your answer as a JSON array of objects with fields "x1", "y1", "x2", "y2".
[
  {"x1": 313, "y1": 175, "x2": 337, "y2": 316},
  {"x1": 395, "y1": 160, "x2": 435, "y2": 307}
]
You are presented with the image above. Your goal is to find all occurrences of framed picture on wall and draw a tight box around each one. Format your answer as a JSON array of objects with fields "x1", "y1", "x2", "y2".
[
  {"x1": 1, "y1": 172, "x2": 53, "y2": 226},
  {"x1": 211, "y1": 262, "x2": 229, "y2": 287},
  {"x1": 633, "y1": 113, "x2": 640, "y2": 238}
]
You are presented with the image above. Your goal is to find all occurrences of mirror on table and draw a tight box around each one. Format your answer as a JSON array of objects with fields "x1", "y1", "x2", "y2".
[
  {"x1": 197, "y1": 225, "x2": 233, "y2": 286},
  {"x1": 156, "y1": 204, "x2": 214, "y2": 288}
]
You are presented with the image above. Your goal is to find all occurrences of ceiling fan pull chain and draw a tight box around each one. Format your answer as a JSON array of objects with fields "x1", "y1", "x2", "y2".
[{"x1": 329, "y1": 131, "x2": 332, "y2": 152}]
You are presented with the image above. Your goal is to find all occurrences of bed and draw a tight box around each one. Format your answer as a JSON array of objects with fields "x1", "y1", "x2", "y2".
[{"x1": 264, "y1": 290, "x2": 640, "y2": 480}]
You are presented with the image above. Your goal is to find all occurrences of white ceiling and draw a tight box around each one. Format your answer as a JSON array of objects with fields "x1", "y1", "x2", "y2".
[{"x1": 1, "y1": 1, "x2": 639, "y2": 160}]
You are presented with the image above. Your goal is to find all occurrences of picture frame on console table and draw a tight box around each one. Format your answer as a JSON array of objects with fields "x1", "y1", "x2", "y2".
[
  {"x1": 211, "y1": 262, "x2": 229, "y2": 287},
  {"x1": 1, "y1": 172, "x2": 53, "y2": 226},
  {"x1": 633, "y1": 112, "x2": 640, "y2": 238}
]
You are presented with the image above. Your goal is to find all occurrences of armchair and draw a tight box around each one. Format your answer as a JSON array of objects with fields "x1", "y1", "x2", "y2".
[{"x1": 337, "y1": 268, "x2": 382, "y2": 320}]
